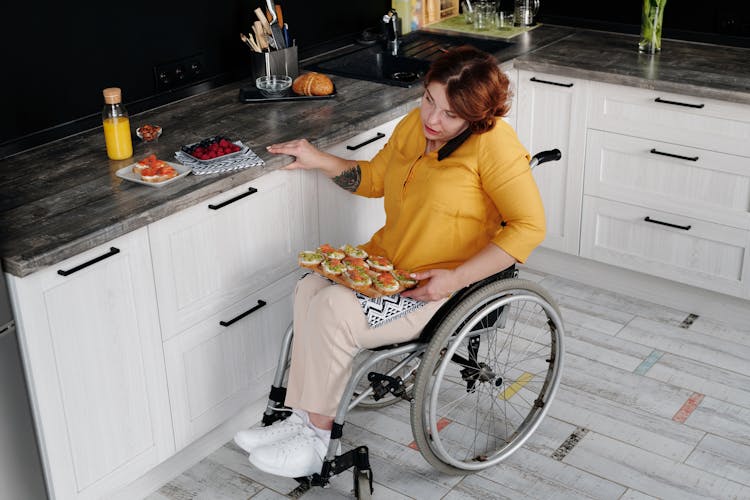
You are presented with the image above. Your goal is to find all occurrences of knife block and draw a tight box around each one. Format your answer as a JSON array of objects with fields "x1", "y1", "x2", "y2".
[{"x1": 250, "y1": 46, "x2": 299, "y2": 81}]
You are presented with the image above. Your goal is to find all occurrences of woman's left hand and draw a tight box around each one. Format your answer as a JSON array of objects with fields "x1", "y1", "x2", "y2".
[{"x1": 399, "y1": 269, "x2": 462, "y2": 302}]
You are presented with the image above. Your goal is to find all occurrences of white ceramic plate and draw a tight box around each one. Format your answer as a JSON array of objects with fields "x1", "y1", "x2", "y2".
[{"x1": 116, "y1": 161, "x2": 191, "y2": 188}]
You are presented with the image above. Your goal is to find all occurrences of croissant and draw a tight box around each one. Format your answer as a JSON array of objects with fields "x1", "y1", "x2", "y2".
[{"x1": 292, "y1": 72, "x2": 334, "y2": 96}]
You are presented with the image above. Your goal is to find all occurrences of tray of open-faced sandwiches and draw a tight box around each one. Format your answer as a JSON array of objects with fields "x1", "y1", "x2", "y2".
[{"x1": 299, "y1": 244, "x2": 418, "y2": 298}]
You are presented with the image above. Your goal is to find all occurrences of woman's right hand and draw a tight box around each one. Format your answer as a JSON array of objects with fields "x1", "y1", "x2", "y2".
[
  {"x1": 266, "y1": 139, "x2": 328, "y2": 172},
  {"x1": 267, "y1": 139, "x2": 358, "y2": 178}
]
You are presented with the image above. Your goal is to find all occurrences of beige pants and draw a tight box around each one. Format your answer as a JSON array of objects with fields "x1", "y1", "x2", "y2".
[{"x1": 284, "y1": 273, "x2": 447, "y2": 416}]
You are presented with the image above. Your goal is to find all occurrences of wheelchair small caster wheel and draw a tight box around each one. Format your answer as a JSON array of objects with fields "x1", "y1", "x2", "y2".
[{"x1": 353, "y1": 466, "x2": 373, "y2": 499}]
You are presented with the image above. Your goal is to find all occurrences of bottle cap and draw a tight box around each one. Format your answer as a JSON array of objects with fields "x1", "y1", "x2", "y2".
[{"x1": 102, "y1": 87, "x2": 122, "y2": 104}]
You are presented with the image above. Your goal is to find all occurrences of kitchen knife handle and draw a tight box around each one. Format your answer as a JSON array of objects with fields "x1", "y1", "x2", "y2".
[
  {"x1": 346, "y1": 132, "x2": 386, "y2": 150},
  {"x1": 529, "y1": 77, "x2": 574, "y2": 88},
  {"x1": 644, "y1": 216, "x2": 692, "y2": 231},
  {"x1": 649, "y1": 148, "x2": 699, "y2": 162},
  {"x1": 220, "y1": 300, "x2": 267, "y2": 327},
  {"x1": 208, "y1": 187, "x2": 258, "y2": 210},
  {"x1": 654, "y1": 97, "x2": 705, "y2": 109},
  {"x1": 57, "y1": 247, "x2": 121, "y2": 276}
]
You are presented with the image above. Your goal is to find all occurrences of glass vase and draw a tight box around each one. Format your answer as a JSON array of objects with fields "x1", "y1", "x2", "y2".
[{"x1": 638, "y1": 0, "x2": 667, "y2": 54}]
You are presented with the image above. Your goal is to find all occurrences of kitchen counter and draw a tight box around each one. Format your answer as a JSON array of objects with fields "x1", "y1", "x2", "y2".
[
  {"x1": 513, "y1": 30, "x2": 750, "y2": 105},
  {"x1": 2, "y1": 25, "x2": 749, "y2": 278}
]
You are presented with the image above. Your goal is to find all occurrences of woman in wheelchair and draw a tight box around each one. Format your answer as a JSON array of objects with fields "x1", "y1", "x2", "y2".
[{"x1": 235, "y1": 46, "x2": 547, "y2": 479}]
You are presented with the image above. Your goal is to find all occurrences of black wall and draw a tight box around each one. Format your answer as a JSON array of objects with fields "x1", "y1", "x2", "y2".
[
  {"x1": 1, "y1": 0, "x2": 390, "y2": 157},
  {"x1": 536, "y1": 0, "x2": 750, "y2": 47},
  {"x1": 4, "y1": 0, "x2": 748, "y2": 157}
]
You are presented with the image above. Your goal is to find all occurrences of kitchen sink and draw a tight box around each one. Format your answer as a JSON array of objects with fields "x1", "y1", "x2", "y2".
[{"x1": 304, "y1": 32, "x2": 513, "y2": 87}]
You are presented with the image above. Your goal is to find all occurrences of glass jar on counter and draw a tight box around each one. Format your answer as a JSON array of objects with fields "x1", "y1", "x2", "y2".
[{"x1": 102, "y1": 87, "x2": 133, "y2": 160}]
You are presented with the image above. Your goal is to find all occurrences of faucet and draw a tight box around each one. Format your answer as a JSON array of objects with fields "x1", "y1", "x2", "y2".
[{"x1": 382, "y1": 9, "x2": 401, "y2": 55}]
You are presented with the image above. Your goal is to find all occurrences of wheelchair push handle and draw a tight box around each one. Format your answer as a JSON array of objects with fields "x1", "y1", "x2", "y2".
[{"x1": 530, "y1": 149, "x2": 562, "y2": 169}]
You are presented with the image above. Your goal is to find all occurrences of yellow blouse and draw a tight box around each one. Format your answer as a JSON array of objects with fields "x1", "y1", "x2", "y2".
[{"x1": 356, "y1": 108, "x2": 546, "y2": 273}]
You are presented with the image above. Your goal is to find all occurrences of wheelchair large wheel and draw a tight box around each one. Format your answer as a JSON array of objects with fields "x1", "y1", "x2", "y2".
[{"x1": 410, "y1": 279, "x2": 564, "y2": 474}]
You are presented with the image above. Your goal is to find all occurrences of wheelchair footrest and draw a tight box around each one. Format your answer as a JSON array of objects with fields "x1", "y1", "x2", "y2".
[{"x1": 303, "y1": 446, "x2": 373, "y2": 488}]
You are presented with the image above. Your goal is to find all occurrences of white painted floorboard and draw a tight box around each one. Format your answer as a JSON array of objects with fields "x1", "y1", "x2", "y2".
[{"x1": 146, "y1": 270, "x2": 750, "y2": 499}]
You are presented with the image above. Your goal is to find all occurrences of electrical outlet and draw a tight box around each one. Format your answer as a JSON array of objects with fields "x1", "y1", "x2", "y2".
[{"x1": 154, "y1": 53, "x2": 207, "y2": 91}]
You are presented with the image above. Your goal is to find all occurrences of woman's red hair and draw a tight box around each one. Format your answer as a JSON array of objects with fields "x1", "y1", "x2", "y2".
[{"x1": 424, "y1": 46, "x2": 511, "y2": 134}]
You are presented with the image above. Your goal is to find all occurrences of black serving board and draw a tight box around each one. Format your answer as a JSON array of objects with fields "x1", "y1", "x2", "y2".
[{"x1": 239, "y1": 85, "x2": 337, "y2": 103}]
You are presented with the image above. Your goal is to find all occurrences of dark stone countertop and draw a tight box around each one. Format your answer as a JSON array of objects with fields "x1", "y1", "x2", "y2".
[
  {"x1": 513, "y1": 30, "x2": 750, "y2": 105},
  {"x1": 2, "y1": 25, "x2": 749, "y2": 278}
]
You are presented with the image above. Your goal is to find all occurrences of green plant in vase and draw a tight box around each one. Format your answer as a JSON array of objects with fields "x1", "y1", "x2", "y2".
[{"x1": 639, "y1": 0, "x2": 667, "y2": 53}]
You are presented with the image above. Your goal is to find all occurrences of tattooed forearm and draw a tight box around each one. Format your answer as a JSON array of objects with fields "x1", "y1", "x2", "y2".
[{"x1": 332, "y1": 165, "x2": 362, "y2": 193}]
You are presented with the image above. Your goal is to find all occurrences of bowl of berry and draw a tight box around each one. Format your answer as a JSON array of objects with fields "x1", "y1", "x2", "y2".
[{"x1": 180, "y1": 136, "x2": 248, "y2": 163}]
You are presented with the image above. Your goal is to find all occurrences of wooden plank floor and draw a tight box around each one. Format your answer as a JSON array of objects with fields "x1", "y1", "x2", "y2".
[{"x1": 147, "y1": 269, "x2": 750, "y2": 499}]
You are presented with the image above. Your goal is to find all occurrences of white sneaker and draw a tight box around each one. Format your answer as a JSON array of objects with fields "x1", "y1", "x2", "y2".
[
  {"x1": 248, "y1": 426, "x2": 333, "y2": 478},
  {"x1": 233, "y1": 412, "x2": 304, "y2": 453}
]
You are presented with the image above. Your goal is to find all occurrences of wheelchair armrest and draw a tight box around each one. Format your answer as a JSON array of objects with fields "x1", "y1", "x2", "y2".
[{"x1": 415, "y1": 264, "x2": 517, "y2": 343}]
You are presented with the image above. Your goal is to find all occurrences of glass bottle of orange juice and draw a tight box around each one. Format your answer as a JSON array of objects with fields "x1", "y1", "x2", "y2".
[{"x1": 102, "y1": 87, "x2": 133, "y2": 160}]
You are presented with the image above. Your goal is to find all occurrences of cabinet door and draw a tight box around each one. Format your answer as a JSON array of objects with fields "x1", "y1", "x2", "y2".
[
  {"x1": 500, "y1": 62, "x2": 518, "y2": 129},
  {"x1": 164, "y1": 272, "x2": 298, "y2": 450},
  {"x1": 7, "y1": 228, "x2": 174, "y2": 500},
  {"x1": 150, "y1": 169, "x2": 317, "y2": 341},
  {"x1": 317, "y1": 115, "x2": 403, "y2": 246},
  {"x1": 516, "y1": 70, "x2": 588, "y2": 255}
]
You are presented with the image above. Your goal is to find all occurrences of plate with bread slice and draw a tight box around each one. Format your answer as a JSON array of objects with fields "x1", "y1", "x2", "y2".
[
  {"x1": 116, "y1": 155, "x2": 190, "y2": 187},
  {"x1": 239, "y1": 72, "x2": 337, "y2": 103}
]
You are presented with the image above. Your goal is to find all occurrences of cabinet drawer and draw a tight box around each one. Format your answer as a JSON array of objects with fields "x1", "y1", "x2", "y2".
[
  {"x1": 580, "y1": 196, "x2": 750, "y2": 297},
  {"x1": 164, "y1": 271, "x2": 299, "y2": 450},
  {"x1": 584, "y1": 130, "x2": 750, "y2": 229},
  {"x1": 150, "y1": 169, "x2": 316, "y2": 340},
  {"x1": 324, "y1": 115, "x2": 403, "y2": 160},
  {"x1": 588, "y1": 82, "x2": 750, "y2": 157}
]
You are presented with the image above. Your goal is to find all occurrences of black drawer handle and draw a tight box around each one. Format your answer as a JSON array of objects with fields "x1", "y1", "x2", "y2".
[
  {"x1": 644, "y1": 216, "x2": 691, "y2": 231},
  {"x1": 57, "y1": 247, "x2": 120, "y2": 276},
  {"x1": 346, "y1": 132, "x2": 386, "y2": 151},
  {"x1": 208, "y1": 187, "x2": 258, "y2": 210},
  {"x1": 530, "y1": 77, "x2": 574, "y2": 88},
  {"x1": 220, "y1": 300, "x2": 267, "y2": 327},
  {"x1": 649, "y1": 148, "x2": 699, "y2": 162},
  {"x1": 654, "y1": 97, "x2": 705, "y2": 109}
]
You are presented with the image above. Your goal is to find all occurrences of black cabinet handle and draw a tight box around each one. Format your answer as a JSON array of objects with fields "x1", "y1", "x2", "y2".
[
  {"x1": 208, "y1": 187, "x2": 258, "y2": 210},
  {"x1": 346, "y1": 132, "x2": 386, "y2": 150},
  {"x1": 644, "y1": 216, "x2": 692, "y2": 231},
  {"x1": 654, "y1": 97, "x2": 705, "y2": 109},
  {"x1": 649, "y1": 148, "x2": 699, "y2": 162},
  {"x1": 220, "y1": 300, "x2": 267, "y2": 327},
  {"x1": 530, "y1": 77, "x2": 574, "y2": 88},
  {"x1": 57, "y1": 247, "x2": 120, "y2": 276}
]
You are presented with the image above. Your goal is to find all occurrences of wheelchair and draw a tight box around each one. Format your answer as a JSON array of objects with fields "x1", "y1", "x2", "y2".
[{"x1": 259, "y1": 150, "x2": 565, "y2": 499}]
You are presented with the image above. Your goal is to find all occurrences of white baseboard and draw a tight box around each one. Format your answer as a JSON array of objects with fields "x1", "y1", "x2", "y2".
[
  {"x1": 112, "y1": 398, "x2": 267, "y2": 500},
  {"x1": 525, "y1": 247, "x2": 750, "y2": 328}
]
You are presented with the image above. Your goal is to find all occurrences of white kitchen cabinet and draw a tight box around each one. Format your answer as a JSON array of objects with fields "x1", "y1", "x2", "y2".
[
  {"x1": 580, "y1": 196, "x2": 750, "y2": 297},
  {"x1": 317, "y1": 115, "x2": 403, "y2": 246},
  {"x1": 500, "y1": 61, "x2": 518, "y2": 129},
  {"x1": 6, "y1": 228, "x2": 174, "y2": 500},
  {"x1": 149, "y1": 168, "x2": 317, "y2": 341},
  {"x1": 581, "y1": 81, "x2": 750, "y2": 298},
  {"x1": 163, "y1": 272, "x2": 298, "y2": 450},
  {"x1": 515, "y1": 70, "x2": 588, "y2": 255}
]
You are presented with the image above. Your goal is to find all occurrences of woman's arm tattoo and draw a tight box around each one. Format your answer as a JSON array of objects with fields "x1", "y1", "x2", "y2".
[{"x1": 332, "y1": 165, "x2": 362, "y2": 192}]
